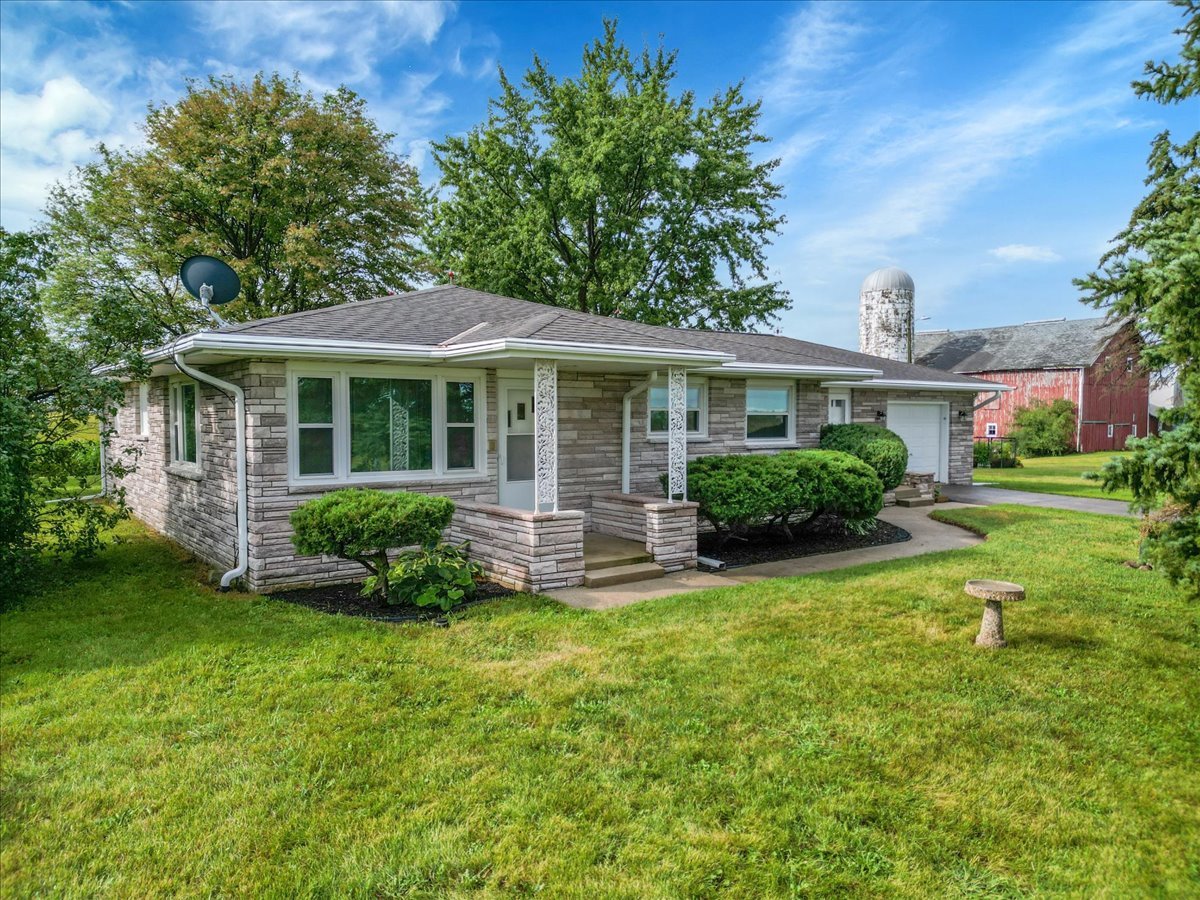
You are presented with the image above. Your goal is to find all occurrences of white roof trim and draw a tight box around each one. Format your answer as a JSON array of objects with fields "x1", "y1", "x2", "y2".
[
  {"x1": 142, "y1": 331, "x2": 736, "y2": 368},
  {"x1": 696, "y1": 362, "x2": 883, "y2": 380},
  {"x1": 821, "y1": 378, "x2": 1012, "y2": 392}
]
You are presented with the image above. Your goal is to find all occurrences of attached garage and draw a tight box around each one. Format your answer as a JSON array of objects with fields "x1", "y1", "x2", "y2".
[{"x1": 887, "y1": 401, "x2": 950, "y2": 482}]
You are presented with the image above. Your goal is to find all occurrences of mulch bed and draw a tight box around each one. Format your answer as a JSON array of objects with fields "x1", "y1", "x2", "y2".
[
  {"x1": 696, "y1": 514, "x2": 911, "y2": 569},
  {"x1": 272, "y1": 580, "x2": 517, "y2": 623}
]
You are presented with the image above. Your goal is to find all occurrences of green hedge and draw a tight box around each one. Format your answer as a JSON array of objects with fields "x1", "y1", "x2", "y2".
[
  {"x1": 290, "y1": 488, "x2": 455, "y2": 597},
  {"x1": 665, "y1": 450, "x2": 883, "y2": 545},
  {"x1": 819, "y1": 423, "x2": 908, "y2": 491}
]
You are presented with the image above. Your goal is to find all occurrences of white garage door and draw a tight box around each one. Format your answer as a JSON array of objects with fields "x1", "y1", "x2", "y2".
[{"x1": 887, "y1": 402, "x2": 949, "y2": 481}]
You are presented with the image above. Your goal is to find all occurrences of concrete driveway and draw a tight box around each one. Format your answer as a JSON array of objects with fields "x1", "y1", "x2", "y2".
[{"x1": 940, "y1": 484, "x2": 1136, "y2": 517}]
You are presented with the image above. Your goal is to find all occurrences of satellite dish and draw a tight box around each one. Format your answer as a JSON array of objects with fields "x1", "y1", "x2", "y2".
[{"x1": 180, "y1": 255, "x2": 241, "y2": 306}]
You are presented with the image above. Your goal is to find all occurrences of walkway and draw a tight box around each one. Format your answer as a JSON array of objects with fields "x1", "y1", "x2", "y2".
[
  {"x1": 939, "y1": 484, "x2": 1136, "y2": 517},
  {"x1": 550, "y1": 503, "x2": 984, "y2": 611}
]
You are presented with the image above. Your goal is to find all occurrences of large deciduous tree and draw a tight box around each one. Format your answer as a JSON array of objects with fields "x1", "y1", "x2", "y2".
[
  {"x1": 427, "y1": 20, "x2": 789, "y2": 330},
  {"x1": 1076, "y1": 0, "x2": 1199, "y2": 594},
  {"x1": 44, "y1": 73, "x2": 426, "y2": 345},
  {"x1": 1, "y1": 229, "x2": 136, "y2": 600}
]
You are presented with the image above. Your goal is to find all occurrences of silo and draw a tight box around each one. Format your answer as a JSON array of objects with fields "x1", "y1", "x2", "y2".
[{"x1": 859, "y1": 267, "x2": 915, "y2": 362}]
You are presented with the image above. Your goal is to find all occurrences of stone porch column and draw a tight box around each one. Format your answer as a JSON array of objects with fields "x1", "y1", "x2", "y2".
[
  {"x1": 533, "y1": 358, "x2": 558, "y2": 512},
  {"x1": 667, "y1": 366, "x2": 688, "y2": 501}
]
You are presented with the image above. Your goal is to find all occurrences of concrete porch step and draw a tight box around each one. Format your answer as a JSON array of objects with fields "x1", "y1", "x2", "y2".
[
  {"x1": 893, "y1": 487, "x2": 923, "y2": 499},
  {"x1": 583, "y1": 534, "x2": 653, "y2": 571},
  {"x1": 584, "y1": 561, "x2": 667, "y2": 588},
  {"x1": 896, "y1": 496, "x2": 935, "y2": 508}
]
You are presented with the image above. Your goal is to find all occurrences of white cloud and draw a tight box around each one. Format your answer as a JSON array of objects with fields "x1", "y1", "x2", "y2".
[
  {"x1": 191, "y1": 0, "x2": 454, "y2": 91},
  {"x1": 989, "y1": 244, "x2": 1062, "y2": 263}
]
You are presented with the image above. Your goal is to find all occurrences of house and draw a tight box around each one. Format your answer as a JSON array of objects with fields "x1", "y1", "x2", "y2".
[
  {"x1": 108, "y1": 285, "x2": 1000, "y2": 594},
  {"x1": 914, "y1": 316, "x2": 1151, "y2": 453}
]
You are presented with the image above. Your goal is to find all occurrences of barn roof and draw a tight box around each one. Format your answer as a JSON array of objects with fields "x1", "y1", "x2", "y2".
[{"x1": 913, "y1": 317, "x2": 1126, "y2": 373}]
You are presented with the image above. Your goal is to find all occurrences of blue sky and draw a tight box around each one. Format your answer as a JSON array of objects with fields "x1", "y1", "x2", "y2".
[{"x1": 0, "y1": 1, "x2": 1191, "y2": 349}]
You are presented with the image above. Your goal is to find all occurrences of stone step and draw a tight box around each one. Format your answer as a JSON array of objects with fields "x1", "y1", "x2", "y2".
[
  {"x1": 583, "y1": 561, "x2": 666, "y2": 588},
  {"x1": 583, "y1": 535, "x2": 653, "y2": 571},
  {"x1": 893, "y1": 487, "x2": 923, "y2": 499},
  {"x1": 896, "y1": 496, "x2": 935, "y2": 508}
]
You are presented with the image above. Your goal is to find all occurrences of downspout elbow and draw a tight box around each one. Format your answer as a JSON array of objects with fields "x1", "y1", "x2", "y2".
[{"x1": 172, "y1": 351, "x2": 248, "y2": 592}]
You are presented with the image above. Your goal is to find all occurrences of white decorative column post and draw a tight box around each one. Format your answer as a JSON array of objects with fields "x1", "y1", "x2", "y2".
[
  {"x1": 667, "y1": 366, "x2": 687, "y2": 501},
  {"x1": 533, "y1": 359, "x2": 558, "y2": 512}
]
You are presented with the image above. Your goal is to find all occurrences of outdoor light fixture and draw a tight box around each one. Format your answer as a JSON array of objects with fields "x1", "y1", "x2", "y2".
[{"x1": 875, "y1": 410, "x2": 886, "y2": 420}]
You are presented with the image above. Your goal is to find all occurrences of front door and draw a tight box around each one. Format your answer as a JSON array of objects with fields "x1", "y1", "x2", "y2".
[{"x1": 498, "y1": 380, "x2": 536, "y2": 510}]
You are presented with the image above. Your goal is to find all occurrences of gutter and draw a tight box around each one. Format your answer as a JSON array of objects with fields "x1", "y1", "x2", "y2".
[
  {"x1": 821, "y1": 378, "x2": 1013, "y2": 393},
  {"x1": 172, "y1": 349, "x2": 248, "y2": 592},
  {"x1": 622, "y1": 372, "x2": 657, "y2": 493}
]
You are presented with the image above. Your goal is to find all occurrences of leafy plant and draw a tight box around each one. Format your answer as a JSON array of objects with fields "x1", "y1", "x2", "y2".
[
  {"x1": 1075, "y1": 0, "x2": 1199, "y2": 594},
  {"x1": 973, "y1": 440, "x2": 1021, "y2": 469},
  {"x1": 384, "y1": 542, "x2": 483, "y2": 611},
  {"x1": 665, "y1": 450, "x2": 883, "y2": 546},
  {"x1": 289, "y1": 489, "x2": 454, "y2": 599},
  {"x1": 1011, "y1": 399, "x2": 1077, "y2": 457},
  {"x1": 428, "y1": 19, "x2": 789, "y2": 331},
  {"x1": 819, "y1": 423, "x2": 908, "y2": 490}
]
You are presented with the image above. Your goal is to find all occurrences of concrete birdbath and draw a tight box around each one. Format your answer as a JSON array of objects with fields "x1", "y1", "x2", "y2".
[{"x1": 966, "y1": 579, "x2": 1025, "y2": 648}]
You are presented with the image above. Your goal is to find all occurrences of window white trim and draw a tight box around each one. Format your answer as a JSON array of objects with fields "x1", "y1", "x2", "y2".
[
  {"x1": 137, "y1": 383, "x2": 150, "y2": 436},
  {"x1": 286, "y1": 362, "x2": 487, "y2": 487},
  {"x1": 744, "y1": 379, "x2": 796, "y2": 446},
  {"x1": 646, "y1": 377, "x2": 708, "y2": 439},
  {"x1": 168, "y1": 377, "x2": 201, "y2": 471},
  {"x1": 985, "y1": 423, "x2": 998, "y2": 438}
]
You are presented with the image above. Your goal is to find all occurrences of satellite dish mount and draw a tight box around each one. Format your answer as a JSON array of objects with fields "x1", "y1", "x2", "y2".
[{"x1": 180, "y1": 255, "x2": 241, "y2": 328}]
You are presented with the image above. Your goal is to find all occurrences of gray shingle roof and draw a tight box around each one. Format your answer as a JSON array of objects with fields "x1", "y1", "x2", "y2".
[
  {"x1": 216, "y1": 284, "x2": 994, "y2": 386},
  {"x1": 914, "y1": 317, "x2": 1126, "y2": 373}
]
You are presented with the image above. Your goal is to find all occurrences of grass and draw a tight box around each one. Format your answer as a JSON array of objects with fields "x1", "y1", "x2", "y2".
[
  {"x1": 2, "y1": 508, "x2": 1197, "y2": 897},
  {"x1": 974, "y1": 451, "x2": 1135, "y2": 502}
]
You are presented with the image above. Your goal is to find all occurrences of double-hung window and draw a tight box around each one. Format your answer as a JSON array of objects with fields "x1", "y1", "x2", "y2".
[
  {"x1": 290, "y1": 366, "x2": 485, "y2": 484},
  {"x1": 647, "y1": 381, "x2": 706, "y2": 438},
  {"x1": 746, "y1": 382, "x2": 794, "y2": 444},
  {"x1": 169, "y1": 380, "x2": 199, "y2": 466},
  {"x1": 137, "y1": 383, "x2": 150, "y2": 436}
]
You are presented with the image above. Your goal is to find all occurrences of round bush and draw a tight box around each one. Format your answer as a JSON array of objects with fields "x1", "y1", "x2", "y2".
[
  {"x1": 670, "y1": 449, "x2": 884, "y2": 542},
  {"x1": 290, "y1": 488, "x2": 455, "y2": 596},
  {"x1": 819, "y1": 423, "x2": 908, "y2": 491}
]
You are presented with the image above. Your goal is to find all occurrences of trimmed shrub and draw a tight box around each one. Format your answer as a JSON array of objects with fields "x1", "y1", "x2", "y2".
[
  {"x1": 386, "y1": 541, "x2": 482, "y2": 610},
  {"x1": 819, "y1": 423, "x2": 908, "y2": 491},
  {"x1": 290, "y1": 488, "x2": 454, "y2": 598},
  {"x1": 1011, "y1": 398, "x2": 1076, "y2": 457},
  {"x1": 666, "y1": 449, "x2": 883, "y2": 545},
  {"x1": 973, "y1": 440, "x2": 1021, "y2": 468}
]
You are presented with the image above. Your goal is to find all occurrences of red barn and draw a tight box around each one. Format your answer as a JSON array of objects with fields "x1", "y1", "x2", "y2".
[{"x1": 914, "y1": 317, "x2": 1151, "y2": 453}]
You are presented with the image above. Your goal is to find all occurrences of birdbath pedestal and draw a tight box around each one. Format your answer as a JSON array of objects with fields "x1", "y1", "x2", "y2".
[{"x1": 966, "y1": 579, "x2": 1025, "y2": 648}]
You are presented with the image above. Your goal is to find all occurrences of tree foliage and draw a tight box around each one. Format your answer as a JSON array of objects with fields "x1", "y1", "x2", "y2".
[
  {"x1": 1076, "y1": 0, "x2": 1200, "y2": 594},
  {"x1": 0, "y1": 229, "x2": 136, "y2": 601},
  {"x1": 1011, "y1": 399, "x2": 1078, "y2": 458},
  {"x1": 428, "y1": 19, "x2": 789, "y2": 330},
  {"x1": 44, "y1": 73, "x2": 426, "y2": 347},
  {"x1": 289, "y1": 489, "x2": 455, "y2": 599}
]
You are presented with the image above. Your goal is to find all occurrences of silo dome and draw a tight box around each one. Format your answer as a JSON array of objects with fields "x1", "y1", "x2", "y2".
[
  {"x1": 859, "y1": 266, "x2": 915, "y2": 363},
  {"x1": 861, "y1": 266, "x2": 915, "y2": 294}
]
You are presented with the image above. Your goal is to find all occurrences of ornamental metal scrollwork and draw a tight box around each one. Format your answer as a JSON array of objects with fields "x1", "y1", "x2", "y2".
[
  {"x1": 667, "y1": 366, "x2": 687, "y2": 501},
  {"x1": 533, "y1": 359, "x2": 558, "y2": 511}
]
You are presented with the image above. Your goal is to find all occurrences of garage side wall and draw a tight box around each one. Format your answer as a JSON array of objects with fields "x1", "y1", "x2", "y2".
[{"x1": 851, "y1": 389, "x2": 974, "y2": 485}]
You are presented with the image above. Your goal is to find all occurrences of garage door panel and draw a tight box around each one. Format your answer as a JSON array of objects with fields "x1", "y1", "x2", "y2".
[{"x1": 887, "y1": 402, "x2": 947, "y2": 481}]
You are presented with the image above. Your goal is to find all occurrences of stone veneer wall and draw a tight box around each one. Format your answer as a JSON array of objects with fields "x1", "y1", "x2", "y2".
[
  {"x1": 110, "y1": 366, "x2": 243, "y2": 573},
  {"x1": 850, "y1": 388, "x2": 974, "y2": 485},
  {"x1": 591, "y1": 492, "x2": 699, "y2": 572},
  {"x1": 111, "y1": 358, "x2": 971, "y2": 591},
  {"x1": 449, "y1": 502, "x2": 584, "y2": 591}
]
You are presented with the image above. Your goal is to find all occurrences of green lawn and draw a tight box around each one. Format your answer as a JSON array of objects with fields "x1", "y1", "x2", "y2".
[
  {"x1": 974, "y1": 451, "x2": 1136, "y2": 502},
  {"x1": 2, "y1": 509, "x2": 1197, "y2": 897}
]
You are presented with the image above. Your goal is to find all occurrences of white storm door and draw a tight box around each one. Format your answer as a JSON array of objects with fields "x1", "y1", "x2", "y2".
[
  {"x1": 827, "y1": 389, "x2": 851, "y2": 425},
  {"x1": 498, "y1": 380, "x2": 536, "y2": 510},
  {"x1": 887, "y1": 401, "x2": 949, "y2": 481}
]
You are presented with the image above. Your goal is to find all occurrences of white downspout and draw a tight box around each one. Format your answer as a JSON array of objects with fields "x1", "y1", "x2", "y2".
[
  {"x1": 173, "y1": 351, "x2": 248, "y2": 591},
  {"x1": 621, "y1": 371, "x2": 657, "y2": 494}
]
